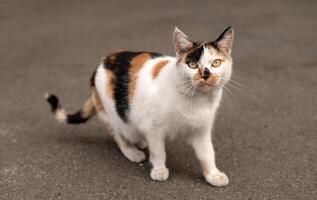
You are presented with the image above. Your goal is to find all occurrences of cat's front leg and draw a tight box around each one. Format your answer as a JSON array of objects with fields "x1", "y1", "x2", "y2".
[
  {"x1": 146, "y1": 133, "x2": 169, "y2": 181},
  {"x1": 189, "y1": 127, "x2": 229, "y2": 187}
]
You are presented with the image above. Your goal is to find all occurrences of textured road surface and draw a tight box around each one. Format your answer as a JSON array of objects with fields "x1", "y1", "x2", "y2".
[{"x1": 0, "y1": 0, "x2": 316, "y2": 199}]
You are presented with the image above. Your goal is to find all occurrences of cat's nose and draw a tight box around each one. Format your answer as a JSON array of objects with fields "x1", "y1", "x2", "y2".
[{"x1": 202, "y1": 68, "x2": 210, "y2": 80}]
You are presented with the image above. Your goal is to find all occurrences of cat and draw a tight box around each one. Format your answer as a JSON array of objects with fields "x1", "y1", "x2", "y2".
[{"x1": 45, "y1": 26, "x2": 234, "y2": 187}]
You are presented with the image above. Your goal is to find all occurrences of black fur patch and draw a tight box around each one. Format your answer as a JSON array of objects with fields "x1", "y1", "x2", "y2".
[
  {"x1": 103, "y1": 51, "x2": 162, "y2": 122},
  {"x1": 46, "y1": 94, "x2": 59, "y2": 112},
  {"x1": 206, "y1": 26, "x2": 232, "y2": 51},
  {"x1": 90, "y1": 70, "x2": 97, "y2": 87},
  {"x1": 185, "y1": 43, "x2": 204, "y2": 64},
  {"x1": 215, "y1": 26, "x2": 232, "y2": 43},
  {"x1": 205, "y1": 41, "x2": 219, "y2": 51},
  {"x1": 67, "y1": 111, "x2": 89, "y2": 124}
]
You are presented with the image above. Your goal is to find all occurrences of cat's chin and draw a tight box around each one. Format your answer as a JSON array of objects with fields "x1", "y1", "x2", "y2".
[{"x1": 197, "y1": 82, "x2": 218, "y2": 92}]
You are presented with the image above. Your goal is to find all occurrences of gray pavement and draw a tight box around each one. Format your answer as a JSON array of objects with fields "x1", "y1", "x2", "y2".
[{"x1": 0, "y1": 0, "x2": 316, "y2": 199}]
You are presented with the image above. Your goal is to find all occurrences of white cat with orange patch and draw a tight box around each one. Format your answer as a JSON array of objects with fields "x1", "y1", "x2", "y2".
[{"x1": 45, "y1": 26, "x2": 234, "y2": 187}]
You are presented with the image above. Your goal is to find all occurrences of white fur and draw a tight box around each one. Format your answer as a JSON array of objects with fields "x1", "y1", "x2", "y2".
[
  {"x1": 94, "y1": 28, "x2": 233, "y2": 186},
  {"x1": 55, "y1": 109, "x2": 67, "y2": 123}
]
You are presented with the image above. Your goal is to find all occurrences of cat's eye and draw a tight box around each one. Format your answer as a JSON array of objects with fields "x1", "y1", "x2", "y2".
[
  {"x1": 188, "y1": 62, "x2": 198, "y2": 69},
  {"x1": 212, "y1": 59, "x2": 222, "y2": 67}
]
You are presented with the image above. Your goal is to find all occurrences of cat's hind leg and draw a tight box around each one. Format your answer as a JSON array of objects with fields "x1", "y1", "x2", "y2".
[
  {"x1": 92, "y1": 88, "x2": 145, "y2": 162},
  {"x1": 113, "y1": 133, "x2": 146, "y2": 163},
  {"x1": 94, "y1": 104, "x2": 145, "y2": 162}
]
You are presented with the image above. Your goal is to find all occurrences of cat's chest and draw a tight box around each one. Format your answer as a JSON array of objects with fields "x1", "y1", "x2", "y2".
[{"x1": 164, "y1": 98, "x2": 215, "y2": 129}]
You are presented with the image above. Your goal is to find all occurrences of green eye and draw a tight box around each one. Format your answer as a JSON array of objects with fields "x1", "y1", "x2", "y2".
[
  {"x1": 212, "y1": 59, "x2": 222, "y2": 67},
  {"x1": 188, "y1": 62, "x2": 198, "y2": 69}
]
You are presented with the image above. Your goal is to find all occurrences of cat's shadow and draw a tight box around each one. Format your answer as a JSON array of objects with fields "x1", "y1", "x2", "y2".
[
  {"x1": 56, "y1": 133, "x2": 115, "y2": 147},
  {"x1": 54, "y1": 132, "x2": 204, "y2": 184},
  {"x1": 54, "y1": 132, "x2": 152, "y2": 167}
]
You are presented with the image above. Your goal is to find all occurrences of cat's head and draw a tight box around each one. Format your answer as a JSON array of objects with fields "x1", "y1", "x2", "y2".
[{"x1": 173, "y1": 26, "x2": 234, "y2": 93}]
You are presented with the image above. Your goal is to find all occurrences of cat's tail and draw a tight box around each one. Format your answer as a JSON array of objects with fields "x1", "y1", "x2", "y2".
[{"x1": 44, "y1": 93, "x2": 95, "y2": 124}]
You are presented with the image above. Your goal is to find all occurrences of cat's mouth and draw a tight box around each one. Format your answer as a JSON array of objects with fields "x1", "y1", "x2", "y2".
[
  {"x1": 195, "y1": 75, "x2": 220, "y2": 91},
  {"x1": 197, "y1": 81, "x2": 217, "y2": 91}
]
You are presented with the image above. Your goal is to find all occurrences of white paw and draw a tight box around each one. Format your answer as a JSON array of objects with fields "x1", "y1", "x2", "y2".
[
  {"x1": 150, "y1": 167, "x2": 169, "y2": 181},
  {"x1": 125, "y1": 149, "x2": 146, "y2": 163},
  {"x1": 205, "y1": 172, "x2": 229, "y2": 187}
]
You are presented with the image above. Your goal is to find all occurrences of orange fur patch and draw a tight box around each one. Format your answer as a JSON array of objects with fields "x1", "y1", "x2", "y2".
[
  {"x1": 152, "y1": 60, "x2": 169, "y2": 79},
  {"x1": 82, "y1": 97, "x2": 95, "y2": 118},
  {"x1": 105, "y1": 69, "x2": 115, "y2": 100},
  {"x1": 128, "y1": 53, "x2": 151, "y2": 102},
  {"x1": 200, "y1": 160, "x2": 210, "y2": 176},
  {"x1": 193, "y1": 67, "x2": 204, "y2": 82},
  {"x1": 206, "y1": 73, "x2": 219, "y2": 85},
  {"x1": 92, "y1": 88, "x2": 105, "y2": 113}
]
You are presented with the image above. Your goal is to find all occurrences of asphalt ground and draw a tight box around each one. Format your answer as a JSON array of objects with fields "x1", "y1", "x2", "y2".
[{"x1": 0, "y1": 0, "x2": 316, "y2": 199}]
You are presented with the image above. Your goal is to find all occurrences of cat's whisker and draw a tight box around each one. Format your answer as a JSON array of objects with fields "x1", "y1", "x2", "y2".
[
  {"x1": 225, "y1": 91, "x2": 232, "y2": 109},
  {"x1": 223, "y1": 86, "x2": 235, "y2": 100},
  {"x1": 177, "y1": 81, "x2": 192, "y2": 88},
  {"x1": 182, "y1": 84, "x2": 195, "y2": 97},
  {"x1": 228, "y1": 80, "x2": 247, "y2": 90},
  {"x1": 179, "y1": 79, "x2": 193, "y2": 84},
  {"x1": 225, "y1": 82, "x2": 249, "y2": 98},
  {"x1": 229, "y1": 77, "x2": 250, "y2": 90},
  {"x1": 230, "y1": 74, "x2": 245, "y2": 80},
  {"x1": 229, "y1": 79, "x2": 245, "y2": 85},
  {"x1": 219, "y1": 78, "x2": 244, "y2": 95},
  {"x1": 178, "y1": 80, "x2": 195, "y2": 88},
  {"x1": 220, "y1": 86, "x2": 232, "y2": 110},
  {"x1": 177, "y1": 82, "x2": 193, "y2": 93},
  {"x1": 226, "y1": 82, "x2": 243, "y2": 93},
  {"x1": 221, "y1": 88, "x2": 229, "y2": 106},
  {"x1": 190, "y1": 85, "x2": 197, "y2": 100},
  {"x1": 220, "y1": 84, "x2": 237, "y2": 107}
]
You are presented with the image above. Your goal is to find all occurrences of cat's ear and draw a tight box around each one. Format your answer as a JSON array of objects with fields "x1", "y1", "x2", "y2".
[
  {"x1": 215, "y1": 26, "x2": 234, "y2": 54},
  {"x1": 173, "y1": 27, "x2": 193, "y2": 54}
]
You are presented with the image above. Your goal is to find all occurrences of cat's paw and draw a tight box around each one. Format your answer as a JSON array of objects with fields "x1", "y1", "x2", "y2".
[
  {"x1": 125, "y1": 149, "x2": 146, "y2": 163},
  {"x1": 205, "y1": 172, "x2": 229, "y2": 187},
  {"x1": 150, "y1": 167, "x2": 169, "y2": 181}
]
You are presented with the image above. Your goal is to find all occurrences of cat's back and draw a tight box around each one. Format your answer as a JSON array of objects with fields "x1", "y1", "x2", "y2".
[
  {"x1": 103, "y1": 50, "x2": 164, "y2": 71},
  {"x1": 95, "y1": 50, "x2": 174, "y2": 123}
]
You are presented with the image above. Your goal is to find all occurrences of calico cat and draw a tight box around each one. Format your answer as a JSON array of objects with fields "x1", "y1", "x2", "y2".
[{"x1": 45, "y1": 26, "x2": 234, "y2": 187}]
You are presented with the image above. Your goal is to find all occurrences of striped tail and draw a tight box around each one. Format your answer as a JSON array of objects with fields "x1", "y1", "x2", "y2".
[{"x1": 44, "y1": 93, "x2": 95, "y2": 124}]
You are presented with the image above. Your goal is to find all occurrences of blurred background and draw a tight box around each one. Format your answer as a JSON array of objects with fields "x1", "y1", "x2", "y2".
[{"x1": 0, "y1": 0, "x2": 316, "y2": 199}]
